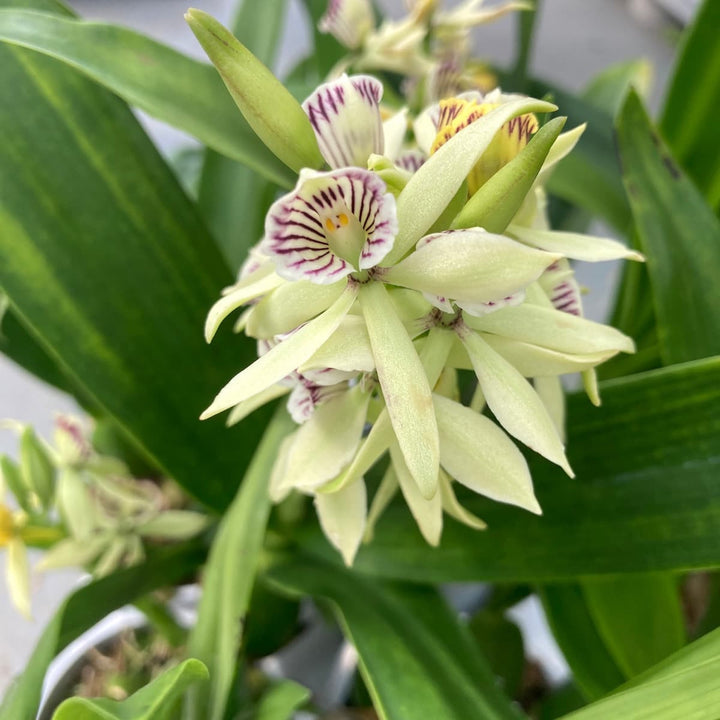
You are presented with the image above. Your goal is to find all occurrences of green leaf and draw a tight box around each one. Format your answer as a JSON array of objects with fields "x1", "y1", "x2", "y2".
[
  {"x1": 0, "y1": 543, "x2": 204, "y2": 720},
  {"x1": 452, "y1": 116, "x2": 566, "y2": 233},
  {"x1": 185, "y1": 8, "x2": 323, "y2": 173},
  {"x1": 52, "y1": 659, "x2": 208, "y2": 720},
  {"x1": 660, "y1": 0, "x2": 720, "y2": 211},
  {"x1": 254, "y1": 680, "x2": 310, "y2": 720},
  {"x1": 183, "y1": 410, "x2": 295, "y2": 720},
  {"x1": 298, "y1": 356, "x2": 720, "y2": 582},
  {"x1": 0, "y1": 8, "x2": 294, "y2": 188},
  {"x1": 583, "y1": 59, "x2": 651, "y2": 118},
  {"x1": 266, "y1": 556, "x2": 522, "y2": 720},
  {"x1": 198, "y1": 0, "x2": 288, "y2": 271},
  {"x1": 582, "y1": 574, "x2": 685, "y2": 677},
  {"x1": 560, "y1": 628, "x2": 720, "y2": 720},
  {"x1": 0, "y1": 6, "x2": 271, "y2": 510},
  {"x1": 617, "y1": 90, "x2": 720, "y2": 364},
  {"x1": 541, "y1": 584, "x2": 626, "y2": 700}
]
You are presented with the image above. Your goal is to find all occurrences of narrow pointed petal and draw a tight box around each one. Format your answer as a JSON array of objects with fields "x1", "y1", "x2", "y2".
[
  {"x1": 263, "y1": 168, "x2": 398, "y2": 283},
  {"x1": 269, "y1": 431, "x2": 297, "y2": 502},
  {"x1": 390, "y1": 443, "x2": 442, "y2": 546},
  {"x1": 315, "y1": 477, "x2": 367, "y2": 566},
  {"x1": 185, "y1": 9, "x2": 323, "y2": 172},
  {"x1": 226, "y1": 384, "x2": 290, "y2": 427},
  {"x1": 583, "y1": 367, "x2": 601, "y2": 407},
  {"x1": 534, "y1": 375, "x2": 566, "y2": 443},
  {"x1": 509, "y1": 225, "x2": 645, "y2": 262},
  {"x1": 7, "y1": 538, "x2": 31, "y2": 618},
  {"x1": 283, "y1": 386, "x2": 370, "y2": 491},
  {"x1": 459, "y1": 329, "x2": 573, "y2": 476},
  {"x1": 382, "y1": 108, "x2": 409, "y2": 161},
  {"x1": 319, "y1": 409, "x2": 392, "y2": 494},
  {"x1": 447, "y1": 333, "x2": 617, "y2": 376},
  {"x1": 439, "y1": 470, "x2": 487, "y2": 530},
  {"x1": 384, "y1": 96, "x2": 558, "y2": 264},
  {"x1": 246, "y1": 280, "x2": 345, "y2": 338},
  {"x1": 537, "y1": 124, "x2": 586, "y2": 184},
  {"x1": 382, "y1": 230, "x2": 560, "y2": 307},
  {"x1": 361, "y1": 282, "x2": 439, "y2": 499},
  {"x1": 201, "y1": 284, "x2": 357, "y2": 419},
  {"x1": 364, "y1": 466, "x2": 399, "y2": 542},
  {"x1": 205, "y1": 269, "x2": 283, "y2": 342},
  {"x1": 300, "y1": 315, "x2": 375, "y2": 375},
  {"x1": 465, "y1": 303, "x2": 636, "y2": 355},
  {"x1": 433, "y1": 394, "x2": 541, "y2": 514},
  {"x1": 303, "y1": 74, "x2": 384, "y2": 168}
]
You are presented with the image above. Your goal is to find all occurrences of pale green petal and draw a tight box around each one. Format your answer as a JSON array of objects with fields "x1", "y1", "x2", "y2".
[
  {"x1": 245, "y1": 280, "x2": 345, "y2": 339},
  {"x1": 537, "y1": 124, "x2": 586, "y2": 184},
  {"x1": 226, "y1": 384, "x2": 290, "y2": 427},
  {"x1": 268, "y1": 431, "x2": 297, "y2": 503},
  {"x1": 94, "y1": 537, "x2": 129, "y2": 577},
  {"x1": 465, "y1": 303, "x2": 635, "y2": 355},
  {"x1": 459, "y1": 329, "x2": 573, "y2": 476},
  {"x1": 384, "y1": 96, "x2": 558, "y2": 264},
  {"x1": 137, "y1": 511, "x2": 210, "y2": 539},
  {"x1": 315, "y1": 477, "x2": 367, "y2": 566},
  {"x1": 57, "y1": 469, "x2": 96, "y2": 540},
  {"x1": 447, "y1": 333, "x2": 616, "y2": 376},
  {"x1": 508, "y1": 225, "x2": 645, "y2": 262},
  {"x1": 205, "y1": 267, "x2": 283, "y2": 342},
  {"x1": 300, "y1": 315, "x2": 375, "y2": 376},
  {"x1": 433, "y1": 394, "x2": 541, "y2": 514},
  {"x1": 470, "y1": 381, "x2": 486, "y2": 413},
  {"x1": 390, "y1": 444, "x2": 442, "y2": 546},
  {"x1": 202, "y1": 284, "x2": 358, "y2": 419},
  {"x1": 534, "y1": 375, "x2": 566, "y2": 443},
  {"x1": 382, "y1": 108, "x2": 408, "y2": 160},
  {"x1": 413, "y1": 105, "x2": 437, "y2": 155},
  {"x1": 36, "y1": 534, "x2": 109, "y2": 571},
  {"x1": 419, "y1": 327, "x2": 456, "y2": 387},
  {"x1": 382, "y1": 231, "x2": 560, "y2": 305},
  {"x1": 7, "y1": 538, "x2": 31, "y2": 618},
  {"x1": 319, "y1": 409, "x2": 392, "y2": 494},
  {"x1": 360, "y1": 281, "x2": 439, "y2": 499},
  {"x1": 282, "y1": 387, "x2": 370, "y2": 491},
  {"x1": 364, "y1": 466, "x2": 399, "y2": 542},
  {"x1": 583, "y1": 367, "x2": 601, "y2": 407},
  {"x1": 439, "y1": 470, "x2": 487, "y2": 530}
]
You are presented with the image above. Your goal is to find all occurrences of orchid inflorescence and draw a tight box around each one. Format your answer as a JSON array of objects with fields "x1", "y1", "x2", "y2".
[{"x1": 188, "y1": 6, "x2": 643, "y2": 566}]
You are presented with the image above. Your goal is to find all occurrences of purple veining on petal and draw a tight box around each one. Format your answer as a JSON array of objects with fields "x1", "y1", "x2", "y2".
[
  {"x1": 457, "y1": 290, "x2": 526, "y2": 317},
  {"x1": 287, "y1": 378, "x2": 349, "y2": 424},
  {"x1": 263, "y1": 168, "x2": 397, "y2": 283},
  {"x1": 541, "y1": 259, "x2": 583, "y2": 317},
  {"x1": 395, "y1": 150, "x2": 426, "y2": 173},
  {"x1": 318, "y1": 0, "x2": 373, "y2": 49},
  {"x1": 303, "y1": 75, "x2": 384, "y2": 169}
]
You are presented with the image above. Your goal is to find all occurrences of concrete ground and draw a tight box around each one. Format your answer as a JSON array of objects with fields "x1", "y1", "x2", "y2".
[{"x1": 1, "y1": 0, "x2": 682, "y2": 702}]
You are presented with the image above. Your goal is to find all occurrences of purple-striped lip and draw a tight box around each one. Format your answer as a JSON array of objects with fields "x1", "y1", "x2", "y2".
[{"x1": 262, "y1": 168, "x2": 398, "y2": 284}]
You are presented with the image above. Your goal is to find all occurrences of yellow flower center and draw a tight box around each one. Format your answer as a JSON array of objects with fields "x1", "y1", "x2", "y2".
[
  {"x1": 431, "y1": 96, "x2": 539, "y2": 195},
  {"x1": 0, "y1": 504, "x2": 15, "y2": 547},
  {"x1": 322, "y1": 209, "x2": 367, "y2": 267}
]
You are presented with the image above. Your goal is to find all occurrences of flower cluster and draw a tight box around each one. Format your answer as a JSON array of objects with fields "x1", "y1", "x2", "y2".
[{"x1": 202, "y1": 70, "x2": 641, "y2": 565}]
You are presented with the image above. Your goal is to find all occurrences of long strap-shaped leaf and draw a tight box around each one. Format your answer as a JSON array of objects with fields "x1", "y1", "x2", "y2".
[
  {"x1": 0, "y1": 7, "x2": 295, "y2": 188},
  {"x1": 266, "y1": 556, "x2": 523, "y2": 720},
  {"x1": 0, "y1": 0, "x2": 269, "y2": 511},
  {"x1": 298, "y1": 356, "x2": 720, "y2": 581}
]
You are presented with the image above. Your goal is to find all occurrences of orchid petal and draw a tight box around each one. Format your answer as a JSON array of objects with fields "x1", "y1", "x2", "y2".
[
  {"x1": 226, "y1": 384, "x2": 290, "y2": 427},
  {"x1": 384, "y1": 96, "x2": 557, "y2": 264},
  {"x1": 201, "y1": 284, "x2": 358, "y2": 419},
  {"x1": 534, "y1": 375, "x2": 566, "y2": 443},
  {"x1": 382, "y1": 108, "x2": 409, "y2": 161},
  {"x1": 459, "y1": 328, "x2": 573, "y2": 476},
  {"x1": 583, "y1": 367, "x2": 601, "y2": 407},
  {"x1": 439, "y1": 469, "x2": 487, "y2": 530},
  {"x1": 390, "y1": 443, "x2": 442, "y2": 546},
  {"x1": 7, "y1": 537, "x2": 31, "y2": 618},
  {"x1": 382, "y1": 229, "x2": 560, "y2": 307},
  {"x1": 364, "y1": 466, "x2": 399, "y2": 542},
  {"x1": 269, "y1": 431, "x2": 297, "y2": 502},
  {"x1": 465, "y1": 303, "x2": 635, "y2": 355},
  {"x1": 263, "y1": 168, "x2": 398, "y2": 283},
  {"x1": 283, "y1": 386, "x2": 370, "y2": 491},
  {"x1": 287, "y1": 378, "x2": 349, "y2": 423},
  {"x1": 245, "y1": 280, "x2": 345, "y2": 338},
  {"x1": 315, "y1": 477, "x2": 367, "y2": 566},
  {"x1": 537, "y1": 123, "x2": 586, "y2": 184},
  {"x1": 300, "y1": 315, "x2": 375, "y2": 375},
  {"x1": 205, "y1": 266, "x2": 283, "y2": 342},
  {"x1": 303, "y1": 74, "x2": 384, "y2": 168},
  {"x1": 361, "y1": 281, "x2": 439, "y2": 499},
  {"x1": 509, "y1": 225, "x2": 645, "y2": 262},
  {"x1": 433, "y1": 394, "x2": 541, "y2": 514},
  {"x1": 318, "y1": 0, "x2": 375, "y2": 50}
]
